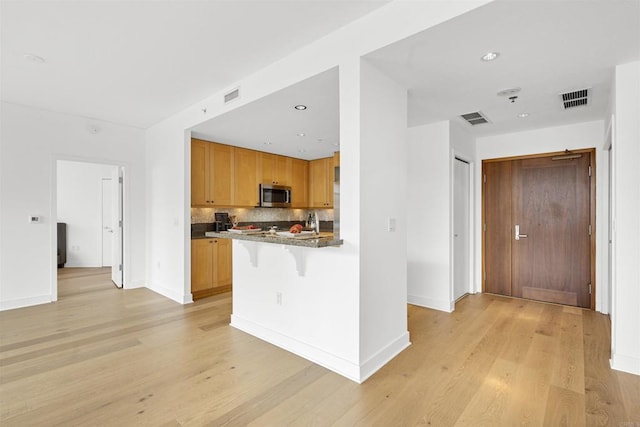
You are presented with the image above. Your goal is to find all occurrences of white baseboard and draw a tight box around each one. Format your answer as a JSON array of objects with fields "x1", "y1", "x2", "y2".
[
  {"x1": 231, "y1": 314, "x2": 411, "y2": 383},
  {"x1": 611, "y1": 352, "x2": 640, "y2": 376},
  {"x1": 231, "y1": 314, "x2": 363, "y2": 382},
  {"x1": 124, "y1": 280, "x2": 146, "y2": 289},
  {"x1": 359, "y1": 332, "x2": 411, "y2": 382},
  {"x1": 408, "y1": 294, "x2": 454, "y2": 312},
  {"x1": 0, "y1": 294, "x2": 52, "y2": 311},
  {"x1": 146, "y1": 282, "x2": 191, "y2": 304}
]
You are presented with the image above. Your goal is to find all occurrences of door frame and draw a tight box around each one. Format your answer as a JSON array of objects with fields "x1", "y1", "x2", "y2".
[
  {"x1": 52, "y1": 157, "x2": 128, "y2": 301},
  {"x1": 481, "y1": 148, "x2": 596, "y2": 309},
  {"x1": 451, "y1": 150, "x2": 475, "y2": 305}
]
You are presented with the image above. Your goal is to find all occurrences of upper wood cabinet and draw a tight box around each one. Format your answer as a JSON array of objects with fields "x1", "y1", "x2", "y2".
[
  {"x1": 260, "y1": 153, "x2": 291, "y2": 186},
  {"x1": 309, "y1": 156, "x2": 335, "y2": 208},
  {"x1": 191, "y1": 139, "x2": 233, "y2": 207},
  {"x1": 191, "y1": 139, "x2": 209, "y2": 206},
  {"x1": 233, "y1": 147, "x2": 259, "y2": 207},
  {"x1": 290, "y1": 158, "x2": 309, "y2": 208}
]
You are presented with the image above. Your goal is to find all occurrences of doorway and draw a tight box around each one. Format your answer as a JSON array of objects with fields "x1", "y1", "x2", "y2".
[
  {"x1": 56, "y1": 160, "x2": 124, "y2": 294},
  {"x1": 482, "y1": 149, "x2": 595, "y2": 308}
]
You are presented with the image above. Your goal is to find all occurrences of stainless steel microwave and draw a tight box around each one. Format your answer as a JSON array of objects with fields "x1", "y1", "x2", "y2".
[{"x1": 259, "y1": 184, "x2": 291, "y2": 208}]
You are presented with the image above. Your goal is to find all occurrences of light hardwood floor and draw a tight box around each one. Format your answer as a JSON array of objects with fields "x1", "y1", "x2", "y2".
[{"x1": 1, "y1": 268, "x2": 638, "y2": 426}]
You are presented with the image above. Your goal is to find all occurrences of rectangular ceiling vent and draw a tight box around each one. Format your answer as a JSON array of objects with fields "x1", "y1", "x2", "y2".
[
  {"x1": 460, "y1": 111, "x2": 490, "y2": 126},
  {"x1": 560, "y1": 88, "x2": 590, "y2": 109},
  {"x1": 224, "y1": 87, "x2": 240, "y2": 104}
]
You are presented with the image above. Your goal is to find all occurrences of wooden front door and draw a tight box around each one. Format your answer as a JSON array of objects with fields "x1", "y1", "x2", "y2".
[{"x1": 483, "y1": 150, "x2": 594, "y2": 308}]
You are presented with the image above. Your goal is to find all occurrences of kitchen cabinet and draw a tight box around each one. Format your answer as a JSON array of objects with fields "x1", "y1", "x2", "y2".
[
  {"x1": 191, "y1": 139, "x2": 233, "y2": 207},
  {"x1": 191, "y1": 238, "x2": 232, "y2": 300},
  {"x1": 233, "y1": 147, "x2": 259, "y2": 206},
  {"x1": 309, "y1": 156, "x2": 334, "y2": 208},
  {"x1": 260, "y1": 153, "x2": 291, "y2": 186},
  {"x1": 290, "y1": 158, "x2": 309, "y2": 208}
]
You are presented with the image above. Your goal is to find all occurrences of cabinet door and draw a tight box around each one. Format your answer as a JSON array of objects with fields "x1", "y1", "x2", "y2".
[
  {"x1": 309, "y1": 158, "x2": 326, "y2": 208},
  {"x1": 259, "y1": 153, "x2": 276, "y2": 185},
  {"x1": 309, "y1": 157, "x2": 333, "y2": 208},
  {"x1": 191, "y1": 239, "x2": 213, "y2": 292},
  {"x1": 260, "y1": 153, "x2": 291, "y2": 186},
  {"x1": 211, "y1": 143, "x2": 233, "y2": 206},
  {"x1": 213, "y1": 238, "x2": 232, "y2": 288},
  {"x1": 324, "y1": 157, "x2": 334, "y2": 208},
  {"x1": 275, "y1": 156, "x2": 291, "y2": 186},
  {"x1": 233, "y1": 148, "x2": 259, "y2": 206},
  {"x1": 191, "y1": 139, "x2": 209, "y2": 206},
  {"x1": 290, "y1": 158, "x2": 309, "y2": 208}
]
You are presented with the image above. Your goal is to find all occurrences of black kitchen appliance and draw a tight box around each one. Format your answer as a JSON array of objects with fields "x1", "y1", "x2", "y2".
[{"x1": 214, "y1": 212, "x2": 232, "y2": 231}]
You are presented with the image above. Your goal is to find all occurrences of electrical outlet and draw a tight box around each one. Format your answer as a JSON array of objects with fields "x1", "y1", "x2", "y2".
[{"x1": 276, "y1": 292, "x2": 282, "y2": 306}]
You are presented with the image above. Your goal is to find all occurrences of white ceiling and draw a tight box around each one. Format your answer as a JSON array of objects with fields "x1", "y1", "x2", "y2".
[
  {"x1": 192, "y1": 67, "x2": 339, "y2": 160},
  {"x1": 192, "y1": 0, "x2": 639, "y2": 159},
  {"x1": 2, "y1": 0, "x2": 639, "y2": 157},
  {"x1": 366, "y1": 0, "x2": 640, "y2": 137},
  {"x1": 0, "y1": 0, "x2": 388, "y2": 128}
]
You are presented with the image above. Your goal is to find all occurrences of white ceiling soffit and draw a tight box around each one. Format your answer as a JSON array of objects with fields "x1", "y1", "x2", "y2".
[
  {"x1": 191, "y1": 68, "x2": 339, "y2": 161},
  {"x1": 364, "y1": 0, "x2": 640, "y2": 137},
  {"x1": 0, "y1": 0, "x2": 388, "y2": 128}
]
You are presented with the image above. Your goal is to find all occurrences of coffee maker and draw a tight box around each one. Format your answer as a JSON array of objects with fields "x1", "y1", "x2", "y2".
[{"x1": 214, "y1": 212, "x2": 233, "y2": 231}]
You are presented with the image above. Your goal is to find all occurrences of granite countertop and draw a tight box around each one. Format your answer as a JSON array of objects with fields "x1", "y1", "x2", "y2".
[{"x1": 202, "y1": 230, "x2": 343, "y2": 248}]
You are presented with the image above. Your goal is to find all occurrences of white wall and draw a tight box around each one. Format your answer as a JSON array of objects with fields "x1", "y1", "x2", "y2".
[
  {"x1": 359, "y1": 59, "x2": 410, "y2": 369},
  {"x1": 144, "y1": 0, "x2": 489, "y2": 305},
  {"x1": 0, "y1": 103, "x2": 146, "y2": 310},
  {"x1": 610, "y1": 61, "x2": 640, "y2": 375},
  {"x1": 143, "y1": 1, "x2": 489, "y2": 381},
  {"x1": 407, "y1": 121, "x2": 453, "y2": 312},
  {"x1": 57, "y1": 160, "x2": 117, "y2": 267}
]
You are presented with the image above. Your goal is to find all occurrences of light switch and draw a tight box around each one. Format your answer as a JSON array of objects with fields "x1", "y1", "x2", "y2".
[
  {"x1": 29, "y1": 215, "x2": 41, "y2": 223},
  {"x1": 388, "y1": 218, "x2": 396, "y2": 232}
]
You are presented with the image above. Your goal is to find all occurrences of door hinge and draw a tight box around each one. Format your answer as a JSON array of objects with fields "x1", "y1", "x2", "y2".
[
  {"x1": 483, "y1": 223, "x2": 486, "y2": 232},
  {"x1": 484, "y1": 271, "x2": 486, "y2": 281},
  {"x1": 119, "y1": 176, "x2": 123, "y2": 184},
  {"x1": 119, "y1": 264, "x2": 122, "y2": 272},
  {"x1": 483, "y1": 174, "x2": 486, "y2": 183},
  {"x1": 588, "y1": 165, "x2": 592, "y2": 177},
  {"x1": 588, "y1": 224, "x2": 592, "y2": 236},
  {"x1": 118, "y1": 220, "x2": 123, "y2": 228},
  {"x1": 588, "y1": 283, "x2": 592, "y2": 294}
]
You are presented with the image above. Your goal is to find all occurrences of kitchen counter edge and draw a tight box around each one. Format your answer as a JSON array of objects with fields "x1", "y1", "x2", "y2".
[{"x1": 197, "y1": 231, "x2": 343, "y2": 248}]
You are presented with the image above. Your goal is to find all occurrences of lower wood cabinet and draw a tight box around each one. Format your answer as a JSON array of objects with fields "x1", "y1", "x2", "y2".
[{"x1": 191, "y1": 238, "x2": 232, "y2": 300}]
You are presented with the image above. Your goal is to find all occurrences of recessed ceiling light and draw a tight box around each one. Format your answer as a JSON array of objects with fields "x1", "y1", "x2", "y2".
[
  {"x1": 297, "y1": 133, "x2": 306, "y2": 137},
  {"x1": 294, "y1": 105, "x2": 307, "y2": 110},
  {"x1": 333, "y1": 143, "x2": 339, "y2": 147},
  {"x1": 481, "y1": 51, "x2": 500, "y2": 62},
  {"x1": 317, "y1": 138, "x2": 323, "y2": 143},
  {"x1": 23, "y1": 53, "x2": 46, "y2": 64},
  {"x1": 518, "y1": 112, "x2": 529, "y2": 118},
  {"x1": 263, "y1": 141, "x2": 272, "y2": 145},
  {"x1": 298, "y1": 149, "x2": 306, "y2": 153}
]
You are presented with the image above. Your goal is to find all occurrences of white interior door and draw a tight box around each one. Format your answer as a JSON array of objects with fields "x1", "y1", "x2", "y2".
[
  {"x1": 101, "y1": 178, "x2": 113, "y2": 266},
  {"x1": 453, "y1": 158, "x2": 470, "y2": 301},
  {"x1": 111, "y1": 167, "x2": 123, "y2": 287}
]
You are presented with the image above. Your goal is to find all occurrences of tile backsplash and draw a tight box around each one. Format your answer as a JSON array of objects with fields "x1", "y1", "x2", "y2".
[{"x1": 191, "y1": 207, "x2": 334, "y2": 224}]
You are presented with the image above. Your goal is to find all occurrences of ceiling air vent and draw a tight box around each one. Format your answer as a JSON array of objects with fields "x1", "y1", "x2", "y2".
[
  {"x1": 224, "y1": 87, "x2": 240, "y2": 104},
  {"x1": 560, "y1": 88, "x2": 590, "y2": 109},
  {"x1": 460, "y1": 111, "x2": 490, "y2": 126}
]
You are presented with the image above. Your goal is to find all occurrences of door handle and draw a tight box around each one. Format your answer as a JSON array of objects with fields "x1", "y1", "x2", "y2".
[{"x1": 515, "y1": 225, "x2": 528, "y2": 240}]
